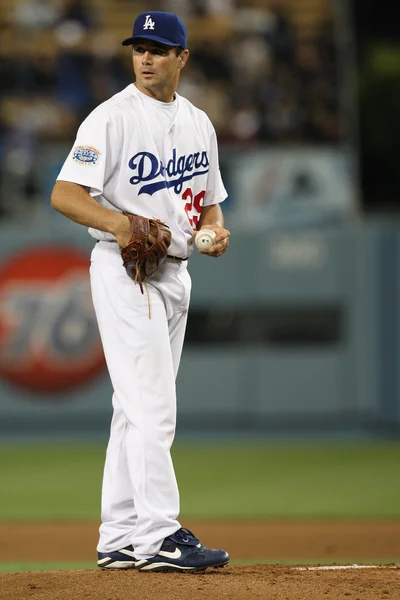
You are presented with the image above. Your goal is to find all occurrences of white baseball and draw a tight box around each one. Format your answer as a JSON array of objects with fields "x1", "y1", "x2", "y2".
[{"x1": 195, "y1": 229, "x2": 217, "y2": 252}]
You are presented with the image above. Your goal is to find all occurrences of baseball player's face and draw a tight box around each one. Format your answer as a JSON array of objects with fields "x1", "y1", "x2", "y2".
[{"x1": 132, "y1": 41, "x2": 189, "y2": 102}]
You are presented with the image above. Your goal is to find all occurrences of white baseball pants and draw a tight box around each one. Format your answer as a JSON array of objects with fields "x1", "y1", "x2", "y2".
[{"x1": 90, "y1": 241, "x2": 191, "y2": 559}]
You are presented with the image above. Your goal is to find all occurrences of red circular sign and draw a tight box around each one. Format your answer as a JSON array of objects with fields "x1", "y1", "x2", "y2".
[{"x1": 0, "y1": 246, "x2": 105, "y2": 394}]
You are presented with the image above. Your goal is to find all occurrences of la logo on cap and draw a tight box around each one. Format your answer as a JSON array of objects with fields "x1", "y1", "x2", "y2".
[{"x1": 143, "y1": 15, "x2": 155, "y2": 30}]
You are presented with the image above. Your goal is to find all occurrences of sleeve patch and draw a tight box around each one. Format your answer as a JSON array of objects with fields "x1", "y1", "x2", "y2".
[{"x1": 72, "y1": 146, "x2": 101, "y2": 166}]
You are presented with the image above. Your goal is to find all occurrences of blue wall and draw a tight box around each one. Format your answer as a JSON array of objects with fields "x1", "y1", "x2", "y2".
[{"x1": 0, "y1": 218, "x2": 399, "y2": 439}]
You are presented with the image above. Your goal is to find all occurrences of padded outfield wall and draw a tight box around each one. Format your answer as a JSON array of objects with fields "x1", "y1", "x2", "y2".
[{"x1": 0, "y1": 217, "x2": 398, "y2": 440}]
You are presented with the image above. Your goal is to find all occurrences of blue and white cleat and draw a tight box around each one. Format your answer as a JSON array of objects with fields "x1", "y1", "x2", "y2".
[
  {"x1": 134, "y1": 528, "x2": 229, "y2": 573},
  {"x1": 97, "y1": 545, "x2": 137, "y2": 569}
]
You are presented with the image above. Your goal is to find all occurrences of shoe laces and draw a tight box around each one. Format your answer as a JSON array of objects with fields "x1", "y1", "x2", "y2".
[{"x1": 173, "y1": 527, "x2": 199, "y2": 545}]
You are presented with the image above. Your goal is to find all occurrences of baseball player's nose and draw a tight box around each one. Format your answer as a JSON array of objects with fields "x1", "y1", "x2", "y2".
[{"x1": 142, "y1": 51, "x2": 152, "y2": 63}]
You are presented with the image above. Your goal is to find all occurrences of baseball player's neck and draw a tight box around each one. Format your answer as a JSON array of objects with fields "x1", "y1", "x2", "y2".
[{"x1": 134, "y1": 81, "x2": 177, "y2": 103}]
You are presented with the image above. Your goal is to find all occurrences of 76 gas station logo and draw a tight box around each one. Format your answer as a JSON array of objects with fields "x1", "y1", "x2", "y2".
[{"x1": 0, "y1": 247, "x2": 105, "y2": 395}]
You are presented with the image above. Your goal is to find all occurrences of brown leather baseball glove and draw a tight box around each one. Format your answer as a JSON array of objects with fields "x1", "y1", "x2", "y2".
[{"x1": 120, "y1": 213, "x2": 171, "y2": 293}]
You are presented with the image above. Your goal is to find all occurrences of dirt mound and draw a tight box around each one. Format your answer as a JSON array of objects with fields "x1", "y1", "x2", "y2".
[
  {"x1": 1, "y1": 565, "x2": 399, "y2": 600},
  {"x1": 1, "y1": 520, "x2": 399, "y2": 599}
]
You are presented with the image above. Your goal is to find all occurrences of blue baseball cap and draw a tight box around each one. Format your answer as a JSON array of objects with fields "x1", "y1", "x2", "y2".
[{"x1": 121, "y1": 11, "x2": 188, "y2": 48}]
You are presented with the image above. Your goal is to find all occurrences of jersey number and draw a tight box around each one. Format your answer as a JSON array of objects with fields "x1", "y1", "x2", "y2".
[{"x1": 182, "y1": 188, "x2": 205, "y2": 228}]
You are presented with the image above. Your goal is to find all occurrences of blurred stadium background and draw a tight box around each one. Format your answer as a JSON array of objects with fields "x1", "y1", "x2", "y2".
[{"x1": 0, "y1": 0, "x2": 399, "y2": 573}]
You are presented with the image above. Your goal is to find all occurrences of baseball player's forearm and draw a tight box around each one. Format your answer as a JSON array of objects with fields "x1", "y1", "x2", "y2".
[
  {"x1": 198, "y1": 203, "x2": 224, "y2": 229},
  {"x1": 51, "y1": 181, "x2": 129, "y2": 241}
]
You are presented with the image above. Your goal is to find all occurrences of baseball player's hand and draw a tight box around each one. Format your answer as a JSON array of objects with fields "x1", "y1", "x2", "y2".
[
  {"x1": 114, "y1": 214, "x2": 134, "y2": 248},
  {"x1": 193, "y1": 226, "x2": 230, "y2": 257}
]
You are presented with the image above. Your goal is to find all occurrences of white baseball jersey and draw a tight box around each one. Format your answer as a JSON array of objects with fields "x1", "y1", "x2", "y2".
[{"x1": 57, "y1": 83, "x2": 227, "y2": 257}]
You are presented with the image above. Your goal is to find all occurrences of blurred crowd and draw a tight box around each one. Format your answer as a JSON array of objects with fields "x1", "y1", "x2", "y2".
[{"x1": 0, "y1": 0, "x2": 342, "y2": 218}]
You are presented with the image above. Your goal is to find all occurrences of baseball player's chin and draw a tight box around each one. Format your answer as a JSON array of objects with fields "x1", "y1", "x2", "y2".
[{"x1": 138, "y1": 76, "x2": 157, "y2": 91}]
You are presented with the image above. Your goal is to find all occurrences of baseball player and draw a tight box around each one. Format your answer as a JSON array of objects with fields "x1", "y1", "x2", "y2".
[{"x1": 51, "y1": 11, "x2": 230, "y2": 573}]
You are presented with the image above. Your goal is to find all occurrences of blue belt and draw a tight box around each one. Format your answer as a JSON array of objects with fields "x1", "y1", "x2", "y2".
[
  {"x1": 167, "y1": 255, "x2": 188, "y2": 263},
  {"x1": 96, "y1": 240, "x2": 187, "y2": 262}
]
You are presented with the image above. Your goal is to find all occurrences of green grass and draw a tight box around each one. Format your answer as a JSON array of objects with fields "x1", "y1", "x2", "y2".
[
  {"x1": 0, "y1": 562, "x2": 94, "y2": 573},
  {"x1": 174, "y1": 442, "x2": 400, "y2": 519},
  {"x1": 2, "y1": 442, "x2": 399, "y2": 574},
  {"x1": 0, "y1": 441, "x2": 399, "y2": 520}
]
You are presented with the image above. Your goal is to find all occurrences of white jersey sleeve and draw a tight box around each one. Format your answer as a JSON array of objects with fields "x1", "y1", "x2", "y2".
[
  {"x1": 204, "y1": 122, "x2": 227, "y2": 207},
  {"x1": 57, "y1": 108, "x2": 121, "y2": 197}
]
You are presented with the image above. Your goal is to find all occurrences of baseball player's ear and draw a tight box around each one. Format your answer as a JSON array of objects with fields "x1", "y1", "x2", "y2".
[{"x1": 178, "y1": 50, "x2": 189, "y2": 69}]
